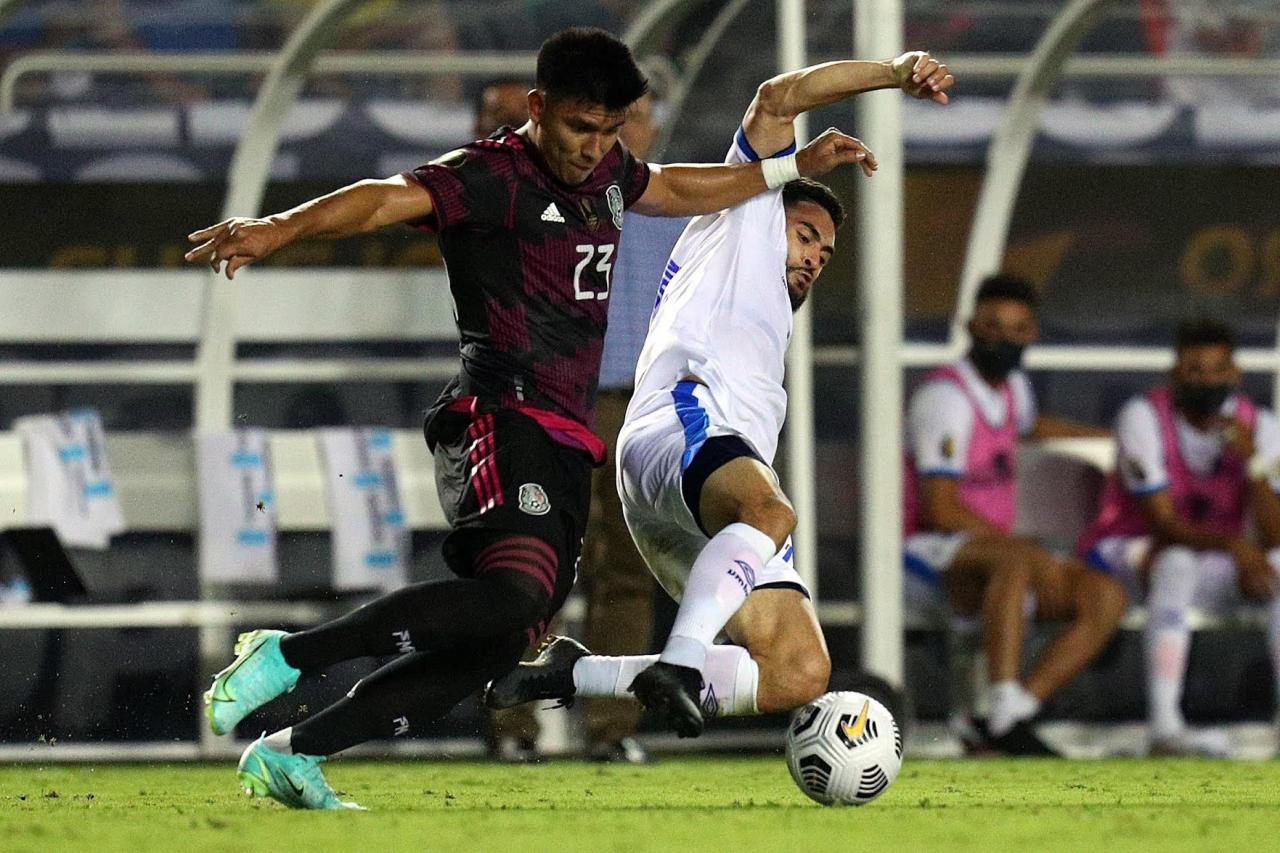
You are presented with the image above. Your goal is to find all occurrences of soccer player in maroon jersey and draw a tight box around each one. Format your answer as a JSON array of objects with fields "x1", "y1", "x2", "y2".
[{"x1": 185, "y1": 27, "x2": 873, "y2": 809}]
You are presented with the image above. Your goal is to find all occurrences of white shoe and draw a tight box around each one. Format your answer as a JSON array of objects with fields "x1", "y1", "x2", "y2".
[{"x1": 1149, "y1": 727, "x2": 1232, "y2": 758}]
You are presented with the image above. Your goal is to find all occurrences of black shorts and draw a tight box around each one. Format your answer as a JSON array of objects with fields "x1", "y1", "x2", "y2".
[
  {"x1": 427, "y1": 406, "x2": 593, "y2": 616},
  {"x1": 681, "y1": 433, "x2": 764, "y2": 537}
]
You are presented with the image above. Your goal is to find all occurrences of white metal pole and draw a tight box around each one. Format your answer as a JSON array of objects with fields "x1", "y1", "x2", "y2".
[
  {"x1": 193, "y1": 0, "x2": 366, "y2": 759},
  {"x1": 196, "y1": 0, "x2": 368, "y2": 437},
  {"x1": 779, "y1": 0, "x2": 819, "y2": 601},
  {"x1": 951, "y1": 0, "x2": 1123, "y2": 352},
  {"x1": 854, "y1": 0, "x2": 905, "y2": 685}
]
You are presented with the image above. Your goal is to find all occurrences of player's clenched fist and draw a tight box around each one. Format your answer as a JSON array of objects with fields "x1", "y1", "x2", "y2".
[
  {"x1": 184, "y1": 217, "x2": 286, "y2": 280},
  {"x1": 890, "y1": 51, "x2": 953, "y2": 104},
  {"x1": 796, "y1": 128, "x2": 878, "y2": 179}
]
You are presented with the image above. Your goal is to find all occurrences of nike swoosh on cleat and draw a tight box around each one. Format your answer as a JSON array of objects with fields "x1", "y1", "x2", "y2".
[
  {"x1": 285, "y1": 775, "x2": 305, "y2": 797},
  {"x1": 209, "y1": 646, "x2": 257, "y2": 702},
  {"x1": 254, "y1": 753, "x2": 306, "y2": 800}
]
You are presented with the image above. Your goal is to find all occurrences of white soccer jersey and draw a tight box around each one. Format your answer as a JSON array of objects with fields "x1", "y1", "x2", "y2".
[
  {"x1": 627, "y1": 128, "x2": 795, "y2": 464},
  {"x1": 1113, "y1": 395, "x2": 1280, "y2": 495},
  {"x1": 906, "y1": 359, "x2": 1037, "y2": 476}
]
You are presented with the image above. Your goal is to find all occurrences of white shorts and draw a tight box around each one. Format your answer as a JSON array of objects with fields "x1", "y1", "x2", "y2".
[
  {"x1": 902, "y1": 531, "x2": 1051, "y2": 624},
  {"x1": 901, "y1": 531, "x2": 971, "y2": 618},
  {"x1": 1087, "y1": 535, "x2": 1280, "y2": 611},
  {"x1": 615, "y1": 383, "x2": 807, "y2": 603},
  {"x1": 903, "y1": 531, "x2": 971, "y2": 583}
]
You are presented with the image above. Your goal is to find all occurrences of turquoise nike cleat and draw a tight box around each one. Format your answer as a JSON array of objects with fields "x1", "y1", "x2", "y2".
[
  {"x1": 204, "y1": 629, "x2": 301, "y2": 736},
  {"x1": 237, "y1": 736, "x2": 365, "y2": 810}
]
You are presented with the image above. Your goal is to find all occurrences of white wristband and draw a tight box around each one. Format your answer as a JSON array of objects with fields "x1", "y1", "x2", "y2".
[
  {"x1": 761, "y1": 153, "x2": 800, "y2": 190},
  {"x1": 1248, "y1": 454, "x2": 1276, "y2": 482}
]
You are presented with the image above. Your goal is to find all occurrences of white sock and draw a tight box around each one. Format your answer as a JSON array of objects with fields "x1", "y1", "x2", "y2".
[
  {"x1": 263, "y1": 727, "x2": 293, "y2": 755},
  {"x1": 1146, "y1": 547, "x2": 1198, "y2": 737},
  {"x1": 987, "y1": 680, "x2": 1039, "y2": 737},
  {"x1": 573, "y1": 654, "x2": 657, "y2": 698},
  {"x1": 573, "y1": 645, "x2": 760, "y2": 717},
  {"x1": 699, "y1": 643, "x2": 759, "y2": 716},
  {"x1": 659, "y1": 522, "x2": 778, "y2": 671}
]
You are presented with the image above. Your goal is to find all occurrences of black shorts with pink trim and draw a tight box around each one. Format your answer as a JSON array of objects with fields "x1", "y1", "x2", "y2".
[{"x1": 428, "y1": 405, "x2": 592, "y2": 626}]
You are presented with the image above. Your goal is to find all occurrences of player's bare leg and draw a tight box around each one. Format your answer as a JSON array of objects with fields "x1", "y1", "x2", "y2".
[
  {"x1": 946, "y1": 536, "x2": 1125, "y2": 754},
  {"x1": 627, "y1": 455, "x2": 796, "y2": 736},
  {"x1": 1022, "y1": 561, "x2": 1126, "y2": 699},
  {"x1": 723, "y1": 588, "x2": 830, "y2": 712}
]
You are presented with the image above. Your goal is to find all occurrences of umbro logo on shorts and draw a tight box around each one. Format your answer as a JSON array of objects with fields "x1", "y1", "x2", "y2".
[
  {"x1": 540, "y1": 202, "x2": 565, "y2": 223},
  {"x1": 518, "y1": 482, "x2": 551, "y2": 515}
]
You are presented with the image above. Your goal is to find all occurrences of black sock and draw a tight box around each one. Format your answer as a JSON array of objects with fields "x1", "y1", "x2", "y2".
[
  {"x1": 279, "y1": 535, "x2": 557, "y2": 672},
  {"x1": 289, "y1": 633, "x2": 527, "y2": 756}
]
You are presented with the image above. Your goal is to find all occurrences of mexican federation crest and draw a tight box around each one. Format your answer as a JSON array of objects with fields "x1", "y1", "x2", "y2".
[
  {"x1": 605, "y1": 184, "x2": 624, "y2": 229},
  {"x1": 518, "y1": 482, "x2": 551, "y2": 516}
]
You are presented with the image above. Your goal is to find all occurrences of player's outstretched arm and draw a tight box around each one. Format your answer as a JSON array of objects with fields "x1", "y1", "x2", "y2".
[
  {"x1": 631, "y1": 128, "x2": 874, "y2": 218},
  {"x1": 740, "y1": 51, "x2": 953, "y2": 159},
  {"x1": 184, "y1": 175, "x2": 433, "y2": 279}
]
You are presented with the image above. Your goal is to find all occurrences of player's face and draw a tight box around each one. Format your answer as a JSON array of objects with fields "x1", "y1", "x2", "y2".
[
  {"x1": 1171, "y1": 343, "x2": 1240, "y2": 418},
  {"x1": 784, "y1": 200, "x2": 836, "y2": 312},
  {"x1": 1173, "y1": 343, "x2": 1237, "y2": 385},
  {"x1": 968, "y1": 298, "x2": 1039, "y2": 346},
  {"x1": 528, "y1": 91, "x2": 628, "y2": 185}
]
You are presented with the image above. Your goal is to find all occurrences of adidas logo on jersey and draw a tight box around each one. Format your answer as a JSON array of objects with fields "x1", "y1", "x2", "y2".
[{"x1": 540, "y1": 202, "x2": 565, "y2": 223}]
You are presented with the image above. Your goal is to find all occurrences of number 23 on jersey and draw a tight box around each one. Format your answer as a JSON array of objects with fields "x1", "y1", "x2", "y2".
[{"x1": 574, "y1": 243, "x2": 614, "y2": 301}]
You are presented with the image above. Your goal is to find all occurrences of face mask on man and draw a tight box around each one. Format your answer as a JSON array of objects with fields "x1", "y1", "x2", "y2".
[
  {"x1": 968, "y1": 336, "x2": 1025, "y2": 381},
  {"x1": 1173, "y1": 382, "x2": 1234, "y2": 417}
]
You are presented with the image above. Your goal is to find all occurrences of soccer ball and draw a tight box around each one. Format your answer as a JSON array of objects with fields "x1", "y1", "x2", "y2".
[{"x1": 785, "y1": 691, "x2": 903, "y2": 806}]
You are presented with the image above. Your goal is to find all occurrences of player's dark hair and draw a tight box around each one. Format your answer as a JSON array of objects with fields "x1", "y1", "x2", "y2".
[
  {"x1": 1175, "y1": 316, "x2": 1235, "y2": 353},
  {"x1": 536, "y1": 27, "x2": 648, "y2": 110},
  {"x1": 782, "y1": 178, "x2": 846, "y2": 229},
  {"x1": 975, "y1": 273, "x2": 1038, "y2": 308}
]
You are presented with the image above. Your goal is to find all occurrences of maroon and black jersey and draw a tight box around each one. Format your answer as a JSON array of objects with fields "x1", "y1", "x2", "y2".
[{"x1": 408, "y1": 127, "x2": 650, "y2": 460}]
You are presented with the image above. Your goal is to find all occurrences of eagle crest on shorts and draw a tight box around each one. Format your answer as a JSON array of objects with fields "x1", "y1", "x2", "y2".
[{"x1": 518, "y1": 482, "x2": 551, "y2": 516}]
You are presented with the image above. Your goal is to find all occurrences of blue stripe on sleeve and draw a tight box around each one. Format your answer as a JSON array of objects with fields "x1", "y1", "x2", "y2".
[{"x1": 733, "y1": 126, "x2": 798, "y2": 163}]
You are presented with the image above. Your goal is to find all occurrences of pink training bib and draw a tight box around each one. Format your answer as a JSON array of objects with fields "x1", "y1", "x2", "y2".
[
  {"x1": 1078, "y1": 387, "x2": 1256, "y2": 554},
  {"x1": 904, "y1": 364, "x2": 1019, "y2": 535}
]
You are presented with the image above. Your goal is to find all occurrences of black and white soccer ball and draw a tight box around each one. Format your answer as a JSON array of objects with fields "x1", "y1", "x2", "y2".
[{"x1": 785, "y1": 691, "x2": 903, "y2": 806}]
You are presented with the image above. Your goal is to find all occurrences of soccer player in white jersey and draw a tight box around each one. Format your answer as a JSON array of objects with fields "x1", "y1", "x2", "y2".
[{"x1": 487, "y1": 50, "x2": 954, "y2": 736}]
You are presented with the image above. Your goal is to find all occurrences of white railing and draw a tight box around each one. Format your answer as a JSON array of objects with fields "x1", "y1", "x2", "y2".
[
  {"x1": 0, "y1": 50, "x2": 540, "y2": 112},
  {"x1": 0, "y1": 268, "x2": 458, "y2": 385}
]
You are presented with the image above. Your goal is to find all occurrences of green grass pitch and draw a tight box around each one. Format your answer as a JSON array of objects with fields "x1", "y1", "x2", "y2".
[{"x1": 3, "y1": 757, "x2": 1279, "y2": 852}]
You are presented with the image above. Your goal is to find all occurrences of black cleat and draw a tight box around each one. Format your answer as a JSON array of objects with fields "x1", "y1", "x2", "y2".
[
  {"x1": 484, "y1": 635, "x2": 590, "y2": 710},
  {"x1": 628, "y1": 662, "x2": 704, "y2": 739},
  {"x1": 984, "y1": 720, "x2": 1062, "y2": 757}
]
